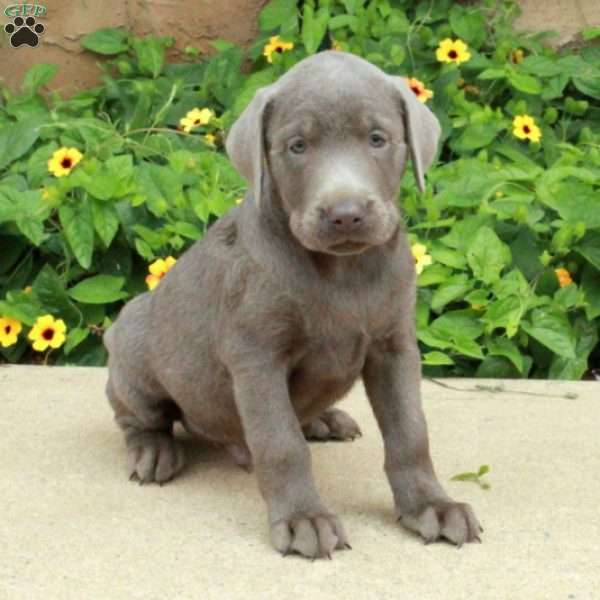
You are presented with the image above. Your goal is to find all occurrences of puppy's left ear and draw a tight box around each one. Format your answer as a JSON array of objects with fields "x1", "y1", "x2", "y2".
[
  {"x1": 388, "y1": 76, "x2": 441, "y2": 192},
  {"x1": 225, "y1": 83, "x2": 278, "y2": 208}
]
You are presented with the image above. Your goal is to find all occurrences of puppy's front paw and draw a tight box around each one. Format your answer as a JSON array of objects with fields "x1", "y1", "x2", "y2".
[
  {"x1": 126, "y1": 430, "x2": 185, "y2": 484},
  {"x1": 400, "y1": 500, "x2": 482, "y2": 547},
  {"x1": 270, "y1": 512, "x2": 351, "y2": 559}
]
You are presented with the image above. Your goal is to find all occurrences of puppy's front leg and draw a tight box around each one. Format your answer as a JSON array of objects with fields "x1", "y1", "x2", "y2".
[
  {"x1": 363, "y1": 335, "x2": 482, "y2": 546},
  {"x1": 231, "y1": 361, "x2": 350, "y2": 559}
]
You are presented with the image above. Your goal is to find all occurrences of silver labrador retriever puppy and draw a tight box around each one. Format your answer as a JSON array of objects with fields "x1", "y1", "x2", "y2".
[{"x1": 104, "y1": 51, "x2": 482, "y2": 559}]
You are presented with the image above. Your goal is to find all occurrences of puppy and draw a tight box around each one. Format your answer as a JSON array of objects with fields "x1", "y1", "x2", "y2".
[{"x1": 104, "y1": 51, "x2": 482, "y2": 559}]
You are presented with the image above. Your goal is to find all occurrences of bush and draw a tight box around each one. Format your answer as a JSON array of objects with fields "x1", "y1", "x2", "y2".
[{"x1": 0, "y1": 0, "x2": 599, "y2": 377}]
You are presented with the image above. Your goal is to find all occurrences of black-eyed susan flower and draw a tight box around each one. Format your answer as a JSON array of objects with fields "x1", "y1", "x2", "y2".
[
  {"x1": 146, "y1": 256, "x2": 177, "y2": 290},
  {"x1": 555, "y1": 268, "x2": 573, "y2": 288},
  {"x1": 0, "y1": 316, "x2": 22, "y2": 348},
  {"x1": 436, "y1": 38, "x2": 471, "y2": 65},
  {"x1": 179, "y1": 108, "x2": 214, "y2": 133},
  {"x1": 510, "y1": 49, "x2": 524, "y2": 64},
  {"x1": 512, "y1": 115, "x2": 541, "y2": 143},
  {"x1": 263, "y1": 36, "x2": 294, "y2": 63},
  {"x1": 47, "y1": 147, "x2": 83, "y2": 177},
  {"x1": 28, "y1": 314, "x2": 67, "y2": 352},
  {"x1": 405, "y1": 77, "x2": 434, "y2": 103},
  {"x1": 411, "y1": 243, "x2": 433, "y2": 275}
]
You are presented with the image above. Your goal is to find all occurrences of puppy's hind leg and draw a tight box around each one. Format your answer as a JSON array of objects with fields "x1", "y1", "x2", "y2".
[{"x1": 106, "y1": 375, "x2": 185, "y2": 485}]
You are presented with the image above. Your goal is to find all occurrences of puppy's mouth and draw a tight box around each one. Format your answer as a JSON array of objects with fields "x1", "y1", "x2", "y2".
[{"x1": 327, "y1": 240, "x2": 370, "y2": 255}]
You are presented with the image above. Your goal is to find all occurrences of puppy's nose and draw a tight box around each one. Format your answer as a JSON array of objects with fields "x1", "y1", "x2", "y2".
[{"x1": 324, "y1": 200, "x2": 367, "y2": 234}]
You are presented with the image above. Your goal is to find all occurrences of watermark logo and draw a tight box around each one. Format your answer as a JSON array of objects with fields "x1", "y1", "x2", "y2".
[{"x1": 3, "y1": 3, "x2": 46, "y2": 48}]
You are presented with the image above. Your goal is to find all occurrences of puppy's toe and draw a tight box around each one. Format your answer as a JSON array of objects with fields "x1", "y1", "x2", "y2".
[
  {"x1": 401, "y1": 500, "x2": 482, "y2": 546},
  {"x1": 127, "y1": 431, "x2": 185, "y2": 484},
  {"x1": 270, "y1": 512, "x2": 350, "y2": 559}
]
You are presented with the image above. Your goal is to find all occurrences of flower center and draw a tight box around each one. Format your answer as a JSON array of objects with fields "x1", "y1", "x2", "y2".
[
  {"x1": 4, "y1": 325, "x2": 10, "y2": 334},
  {"x1": 523, "y1": 125, "x2": 531, "y2": 134},
  {"x1": 448, "y1": 50, "x2": 458, "y2": 59},
  {"x1": 42, "y1": 328, "x2": 55, "y2": 340},
  {"x1": 411, "y1": 85, "x2": 420, "y2": 94},
  {"x1": 276, "y1": 47, "x2": 283, "y2": 53},
  {"x1": 194, "y1": 119, "x2": 200, "y2": 124},
  {"x1": 61, "y1": 157, "x2": 73, "y2": 169}
]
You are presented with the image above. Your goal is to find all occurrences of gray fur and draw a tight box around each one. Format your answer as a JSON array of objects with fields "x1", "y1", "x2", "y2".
[{"x1": 104, "y1": 51, "x2": 481, "y2": 558}]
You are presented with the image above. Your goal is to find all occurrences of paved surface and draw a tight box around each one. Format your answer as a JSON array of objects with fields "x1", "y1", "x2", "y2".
[{"x1": 2, "y1": 366, "x2": 599, "y2": 600}]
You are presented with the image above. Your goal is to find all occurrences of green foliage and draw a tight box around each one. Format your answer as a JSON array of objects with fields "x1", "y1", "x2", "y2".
[
  {"x1": 0, "y1": 0, "x2": 599, "y2": 377},
  {"x1": 451, "y1": 464, "x2": 491, "y2": 490}
]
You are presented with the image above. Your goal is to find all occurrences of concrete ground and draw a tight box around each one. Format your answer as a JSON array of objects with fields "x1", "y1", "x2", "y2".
[{"x1": 2, "y1": 366, "x2": 599, "y2": 600}]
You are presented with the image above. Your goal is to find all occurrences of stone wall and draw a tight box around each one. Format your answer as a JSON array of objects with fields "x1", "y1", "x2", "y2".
[{"x1": 0, "y1": 0, "x2": 599, "y2": 95}]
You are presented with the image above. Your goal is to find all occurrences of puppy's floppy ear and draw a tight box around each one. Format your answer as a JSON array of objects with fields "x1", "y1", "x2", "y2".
[
  {"x1": 388, "y1": 76, "x2": 441, "y2": 192},
  {"x1": 225, "y1": 84, "x2": 278, "y2": 208}
]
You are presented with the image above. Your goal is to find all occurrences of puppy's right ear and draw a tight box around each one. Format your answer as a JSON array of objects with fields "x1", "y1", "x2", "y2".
[{"x1": 225, "y1": 84, "x2": 277, "y2": 208}]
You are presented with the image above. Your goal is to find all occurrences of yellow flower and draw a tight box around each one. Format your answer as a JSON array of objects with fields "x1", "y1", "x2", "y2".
[
  {"x1": 204, "y1": 133, "x2": 216, "y2": 146},
  {"x1": 28, "y1": 314, "x2": 67, "y2": 352},
  {"x1": 24, "y1": 286, "x2": 33, "y2": 293},
  {"x1": 179, "y1": 108, "x2": 214, "y2": 133},
  {"x1": 47, "y1": 147, "x2": 83, "y2": 177},
  {"x1": 146, "y1": 256, "x2": 177, "y2": 290},
  {"x1": 405, "y1": 77, "x2": 434, "y2": 103},
  {"x1": 411, "y1": 243, "x2": 433, "y2": 275},
  {"x1": 511, "y1": 49, "x2": 524, "y2": 64},
  {"x1": 436, "y1": 38, "x2": 471, "y2": 65},
  {"x1": 331, "y1": 39, "x2": 342, "y2": 51},
  {"x1": 235, "y1": 197, "x2": 244, "y2": 205},
  {"x1": 263, "y1": 36, "x2": 294, "y2": 63},
  {"x1": 0, "y1": 316, "x2": 22, "y2": 348},
  {"x1": 512, "y1": 115, "x2": 542, "y2": 143},
  {"x1": 555, "y1": 268, "x2": 573, "y2": 288}
]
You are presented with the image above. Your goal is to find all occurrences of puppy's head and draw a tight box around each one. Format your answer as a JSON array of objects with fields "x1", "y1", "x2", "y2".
[{"x1": 226, "y1": 51, "x2": 440, "y2": 256}]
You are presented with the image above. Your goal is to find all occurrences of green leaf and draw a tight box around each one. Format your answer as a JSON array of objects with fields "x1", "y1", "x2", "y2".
[
  {"x1": 467, "y1": 227, "x2": 512, "y2": 285},
  {"x1": 92, "y1": 200, "x2": 120, "y2": 248},
  {"x1": 81, "y1": 28, "x2": 128, "y2": 55},
  {"x1": 259, "y1": 0, "x2": 297, "y2": 30},
  {"x1": 68, "y1": 275, "x2": 128, "y2": 304},
  {"x1": 452, "y1": 336, "x2": 484, "y2": 359},
  {"x1": 22, "y1": 64, "x2": 59, "y2": 94},
  {"x1": 487, "y1": 337, "x2": 524, "y2": 373},
  {"x1": 575, "y1": 232, "x2": 600, "y2": 270},
  {"x1": 430, "y1": 275, "x2": 473, "y2": 313},
  {"x1": 422, "y1": 351, "x2": 454, "y2": 366},
  {"x1": 521, "y1": 56, "x2": 562, "y2": 77},
  {"x1": 32, "y1": 265, "x2": 81, "y2": 326},
  {"x1": 59, "y1": 200, "x2": 95, "y2": 269},
  {"x1": 482, "y1": 296, "x2": 524, "y2": 336},
  {"x1": 64, "y1": 327, "x2": 90, "y2": 355},
  {"x1": 449, "y1": 6, "x2": 486, "y2": 48},
  {"x1": 131, "y1": 36, "x2": 170, "y2": 78},
  {"x1": 521, "y1": 308, "x2": 576, "y2": 359},
  {"x1": 302, "y1": 5, "x2": 329, "y2": 55},
  {"x1": 0, "y1": 121, "x2": 40, "y2": 171},
  {"x1": 506, "y1": 70, "x2": 542, "y2": 94},
  {"x1": 581, "y1": 265, "x2": 600, "y2": 320}
]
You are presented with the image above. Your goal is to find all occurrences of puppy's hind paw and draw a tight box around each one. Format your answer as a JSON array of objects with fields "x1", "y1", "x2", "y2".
[
  {"x1": 126, "y1": 431, "x2": 185, "y2": 484},
  {"x1": 303, "y1": 408, "x2": 362, "y2": 441}
]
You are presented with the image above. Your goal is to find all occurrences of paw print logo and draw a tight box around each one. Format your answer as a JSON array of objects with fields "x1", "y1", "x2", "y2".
[{"x1": 4, "y1": 16, "x2": 45, "y2": 48}]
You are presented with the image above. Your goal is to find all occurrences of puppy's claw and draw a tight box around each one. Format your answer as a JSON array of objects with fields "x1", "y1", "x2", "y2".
[{"x1": 344, "y1": 542, "x2": 352, "y2": 550}]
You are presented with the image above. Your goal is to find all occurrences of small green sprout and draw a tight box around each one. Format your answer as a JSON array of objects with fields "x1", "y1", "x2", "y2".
[{"x1": 451, "y1": 465, "x2": 491, "y2": 490}]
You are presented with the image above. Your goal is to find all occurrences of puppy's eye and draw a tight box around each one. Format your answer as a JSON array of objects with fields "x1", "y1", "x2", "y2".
[
  {"x1": 289, "y1": 139, "x2": 307, "y2": 154},
  {"x1": 369, "y1": 131, "x2": 387, "y2": 148}
]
